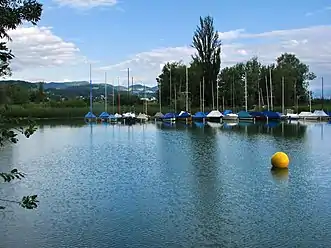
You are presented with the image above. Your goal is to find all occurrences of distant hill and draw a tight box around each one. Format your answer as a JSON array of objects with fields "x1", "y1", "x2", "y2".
[
  {"x1": 43, "y1": 81, "x2": 89, "y2": 90},
  {"x1": 0, "y1": 80, "x2": 158, "y2": 98}
]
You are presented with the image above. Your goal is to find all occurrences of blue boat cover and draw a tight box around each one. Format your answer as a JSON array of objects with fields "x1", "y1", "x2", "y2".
[
  {"x1": 193, "y1": 112, "x2": 207, "y2": 118},
  {"x1": 262, "y1": 111, "x2": 281, "y2": 119},
  {"x1": 163, "y1": 112, "x2": 176, "y2": 119},
  {"x1": 249, "y1": 111, "x2": 265, "y2": 117},
  {"x1": 178, "y1": 111, "x2": 191, "y2": 118},
  {"x1": 223, "y1": 110, "x2": 232, "y2": 115},
  {"x1": 108, "y1": 114, "x2": 116, "y2": 119},
  {"x1": 237, "y1": 111, "x2": 252, "y2": 118},
  {"x1": 99, "y1": 112, "x2": 110, "y2": 118},
  {"x1": 85, "y1": 112, "x2": 96, "y2": 118}
]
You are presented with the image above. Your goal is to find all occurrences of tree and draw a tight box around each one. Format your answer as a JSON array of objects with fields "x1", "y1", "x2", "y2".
[
  {"x1": 218, "y1": 53, "x2": 316, "y2": 111},
  {"x1": 0, "y1": 0, "x2": 43, "y2": 77},
  {"x1": 192, "y1": 15, "x2": 221, "y2": 107},
  {"x1": 0, "y1": 0, "x2": 43, "y2": 210}
]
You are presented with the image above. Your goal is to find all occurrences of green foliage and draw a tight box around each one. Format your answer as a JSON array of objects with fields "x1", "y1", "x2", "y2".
[
  {"x1": 0, "y1": 109, "x2": 38, "y2": 210},
  {"x1": 0, "y1": 169, "x2": 25, "y2": 182},
  {"x1": 0, "y1": 0, "x2": 43, "y2": 77},
  {"x1": 192, "y1": 16, "x2": 221, "y2": 107}
]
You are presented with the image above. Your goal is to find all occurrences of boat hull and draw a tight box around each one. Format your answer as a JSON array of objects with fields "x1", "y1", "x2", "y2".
[
  {"x1": 299, "y1": 116, "x2": 319, "y2": 120},
  {"x1": 192, "y1": 117, "x2": 206, "y2": 122},
  {"x1": 223, "y1": 116, "x2": 238, "y2": 121},
  {"x1": 121, "y1": 117, "x2": 136, "y2": 125},
  {"x1": 162, "y1": 118, "x2": 176, "y2": 122},
  {"x1": 238, "y1": 117, "x2": 254, "y2": 121},
  {"x1": 207, "y1": 117, "x2": 222, "y2": 122}
]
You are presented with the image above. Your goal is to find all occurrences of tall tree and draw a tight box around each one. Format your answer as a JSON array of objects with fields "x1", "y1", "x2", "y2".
[
  {"x1": 192, "y1": 15, "x2": 221, "y2": 107},
  {"x1": 0, "y1": 0, "x2": 43, "y2": 77}
]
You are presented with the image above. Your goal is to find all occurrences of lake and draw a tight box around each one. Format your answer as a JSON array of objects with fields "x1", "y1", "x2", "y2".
[{"x1": 1, "y1": 120, "x2": 331, "y2": 248}]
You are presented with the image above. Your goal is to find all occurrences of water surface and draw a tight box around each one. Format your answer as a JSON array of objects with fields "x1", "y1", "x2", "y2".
[{"x1": 1, "y1": 121, "x2": 331, "y2": 248}]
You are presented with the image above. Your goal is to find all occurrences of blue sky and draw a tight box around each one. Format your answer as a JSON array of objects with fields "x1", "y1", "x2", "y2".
[{"x1": 3, "y1": 0, "x2": 331, "y2": 95}]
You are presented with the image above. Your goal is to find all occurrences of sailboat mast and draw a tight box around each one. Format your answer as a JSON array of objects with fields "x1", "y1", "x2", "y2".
[
  {"x1": 265, "y1": 75, "x2": 269, "y2": 111},
  {"x1": 202, "y1": 76, "x2": 205, "y2": 112},
  {"x1": 174, "y1": 85, "x2": 177, "y2": 113},
  {"x1": 159, "y1": 79, "x2": 162, "y2": 113},
  {"x1": 269, "y1": 67, "x2": 273, "y2": 111},
  {"x1": 104, "y1": 72, "x2": 107, "y2": 112},
  {"x1": 127, "y1": 68, "x2": 130, "y2": 99},
  {"x1": 199, "y1": 80, "x2": 202, "y2": 112},
  {"x1": 260, "y1": 88, "x2": 264, "y2": 106},
  {"x1": 185, "y1": 66, "x2": 188, "y2": 112},
  {"x1": 294, "y1": 80, "x2": 298, "y2": 112},
  {"x1": 244, "y1": 72, "x2": 248, "y2": 112},
  {"x1": 117, "y1": 77, "x2": 120, "y2": 114},
  {"x1": 144, "y1": 83, "x2": 147, "y2": 113},
  {"x1": 169, "y1": 66, "x2": 172, "y2": 110},
  {"x1": 309, "y1": 91, "x2": 312, "y2": 112},
  {"x1": 131, "y1": 77, "x2": 134, "y2": 95},
  {"x1": 216, "y1": 81, "x2": 219, "y2": 111},
  {"x1": 89, "y1": 64, "x2": 92, "y2": 114},
  {"x1": 112, "y1": 79, "x2": 115, "y2": 113},
  {"x1": 282, "y1": 76, "x2": 285, "y2": 114},
  {"x1": 322, "y1": 77, "x2": 324, "y2": 110}
]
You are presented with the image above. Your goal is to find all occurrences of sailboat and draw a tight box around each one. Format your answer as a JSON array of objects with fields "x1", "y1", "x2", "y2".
[
  {"x1": 177, "y1": 66, "x2": 192, "y2": 124},
  {"x1": 84, "y1": 64, "x2": 96, "y2": 122},
  {"x1": 193, "y1": 78, "x2": 207, "y2": 122},
  {"x1": 99, "y1": 72, "x2": 110, "y2": 122},
  {"x1": 238, "y1": 72, "x2": 254, "y2": 121},
  {"x1": 136, "y1": 84, "x2": 149, "y2": 122}
]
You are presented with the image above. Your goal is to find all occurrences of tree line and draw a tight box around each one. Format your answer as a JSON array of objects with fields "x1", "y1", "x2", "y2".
[{"x1": 156, "y1": 16, "x2": 318, "y2": 112}]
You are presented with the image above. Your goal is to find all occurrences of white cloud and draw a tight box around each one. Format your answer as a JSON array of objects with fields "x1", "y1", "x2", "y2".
[
  {"x1": 7, "y1": 26, "x2": 84, "y2": 69},
  {"x1": 96, "y1": 25, "x2": 331, "y2": 90},
  {"x1": 3, "y1": 24, "x2": 331, "y2": 94},
  {"x1": 1, "y1": 25, "x2": 87, "y2": 82},
  {"x1": 53, "y1": 0, "x2": 118, "y2": 9}
]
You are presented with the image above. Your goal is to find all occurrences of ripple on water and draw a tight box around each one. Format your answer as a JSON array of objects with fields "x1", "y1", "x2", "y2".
[{"x1": 1, "y1": 122, "x2": 331, "y2": 248}]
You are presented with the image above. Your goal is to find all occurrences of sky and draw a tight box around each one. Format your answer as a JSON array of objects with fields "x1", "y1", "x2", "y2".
[{"x1": 2, "y1": 0, "x2": 331, "y2": 95}]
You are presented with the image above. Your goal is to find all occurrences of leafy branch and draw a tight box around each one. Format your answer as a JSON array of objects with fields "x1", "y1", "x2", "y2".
[{"x1": 0, "y1": 112, "x2": 39, "y2": 210}]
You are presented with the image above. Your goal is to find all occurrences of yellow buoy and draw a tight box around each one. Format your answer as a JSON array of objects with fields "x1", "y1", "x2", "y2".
[{"x1": 271, "y1": 152, "x2": 289, "y2": 169}]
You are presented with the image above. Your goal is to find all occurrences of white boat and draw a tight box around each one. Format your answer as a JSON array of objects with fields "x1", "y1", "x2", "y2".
[
  {"x1": 154, "y1": 112, "x2": 164, "y2": 120},
  {"x1": 207, "y1": 110, "x2": 223, "y2": 122},
  {"x1": 222, "y1": 113, "x2": 238, "y2": 121},
  {"x1": 286, "y1": 113, "x2": 299, "y2": 120},
  {"x1": 122, "y1": 112, "x2": 136, "y2": 118},
  {"x1": 136, "y1": 113, "x2": 149, "y2": 121},
  {"x1": 313, "y1": 110, "x2": 329, "y2": 119},
  {"x1": 298, "y1": 111, "x2": 318, "y2": 120}
]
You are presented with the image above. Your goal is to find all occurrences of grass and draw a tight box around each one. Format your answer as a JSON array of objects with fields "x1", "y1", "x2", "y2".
[{"x1": 1, "y1": 102, "x2": 330, "y2": 119}]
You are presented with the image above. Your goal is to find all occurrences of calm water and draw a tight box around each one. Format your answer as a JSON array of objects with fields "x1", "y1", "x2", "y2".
[{"x1": 1, "y1": 121, "x2": 331, "y2": 248}]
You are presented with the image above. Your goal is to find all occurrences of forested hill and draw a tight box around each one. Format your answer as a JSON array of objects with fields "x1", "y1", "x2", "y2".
[{"x1": 0, "y1": 80, "x2": 159, "y2": 98}]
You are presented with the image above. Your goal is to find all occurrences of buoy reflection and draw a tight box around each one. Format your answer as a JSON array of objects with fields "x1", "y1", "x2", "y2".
[{"x1": 271, "y1": 168, "x2": 289, "y2": 182}]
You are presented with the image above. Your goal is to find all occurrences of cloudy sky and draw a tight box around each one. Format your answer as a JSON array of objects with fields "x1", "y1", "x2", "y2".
[{"x1": 2, "y1": 0, "x2": 331, "y2": 94}]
